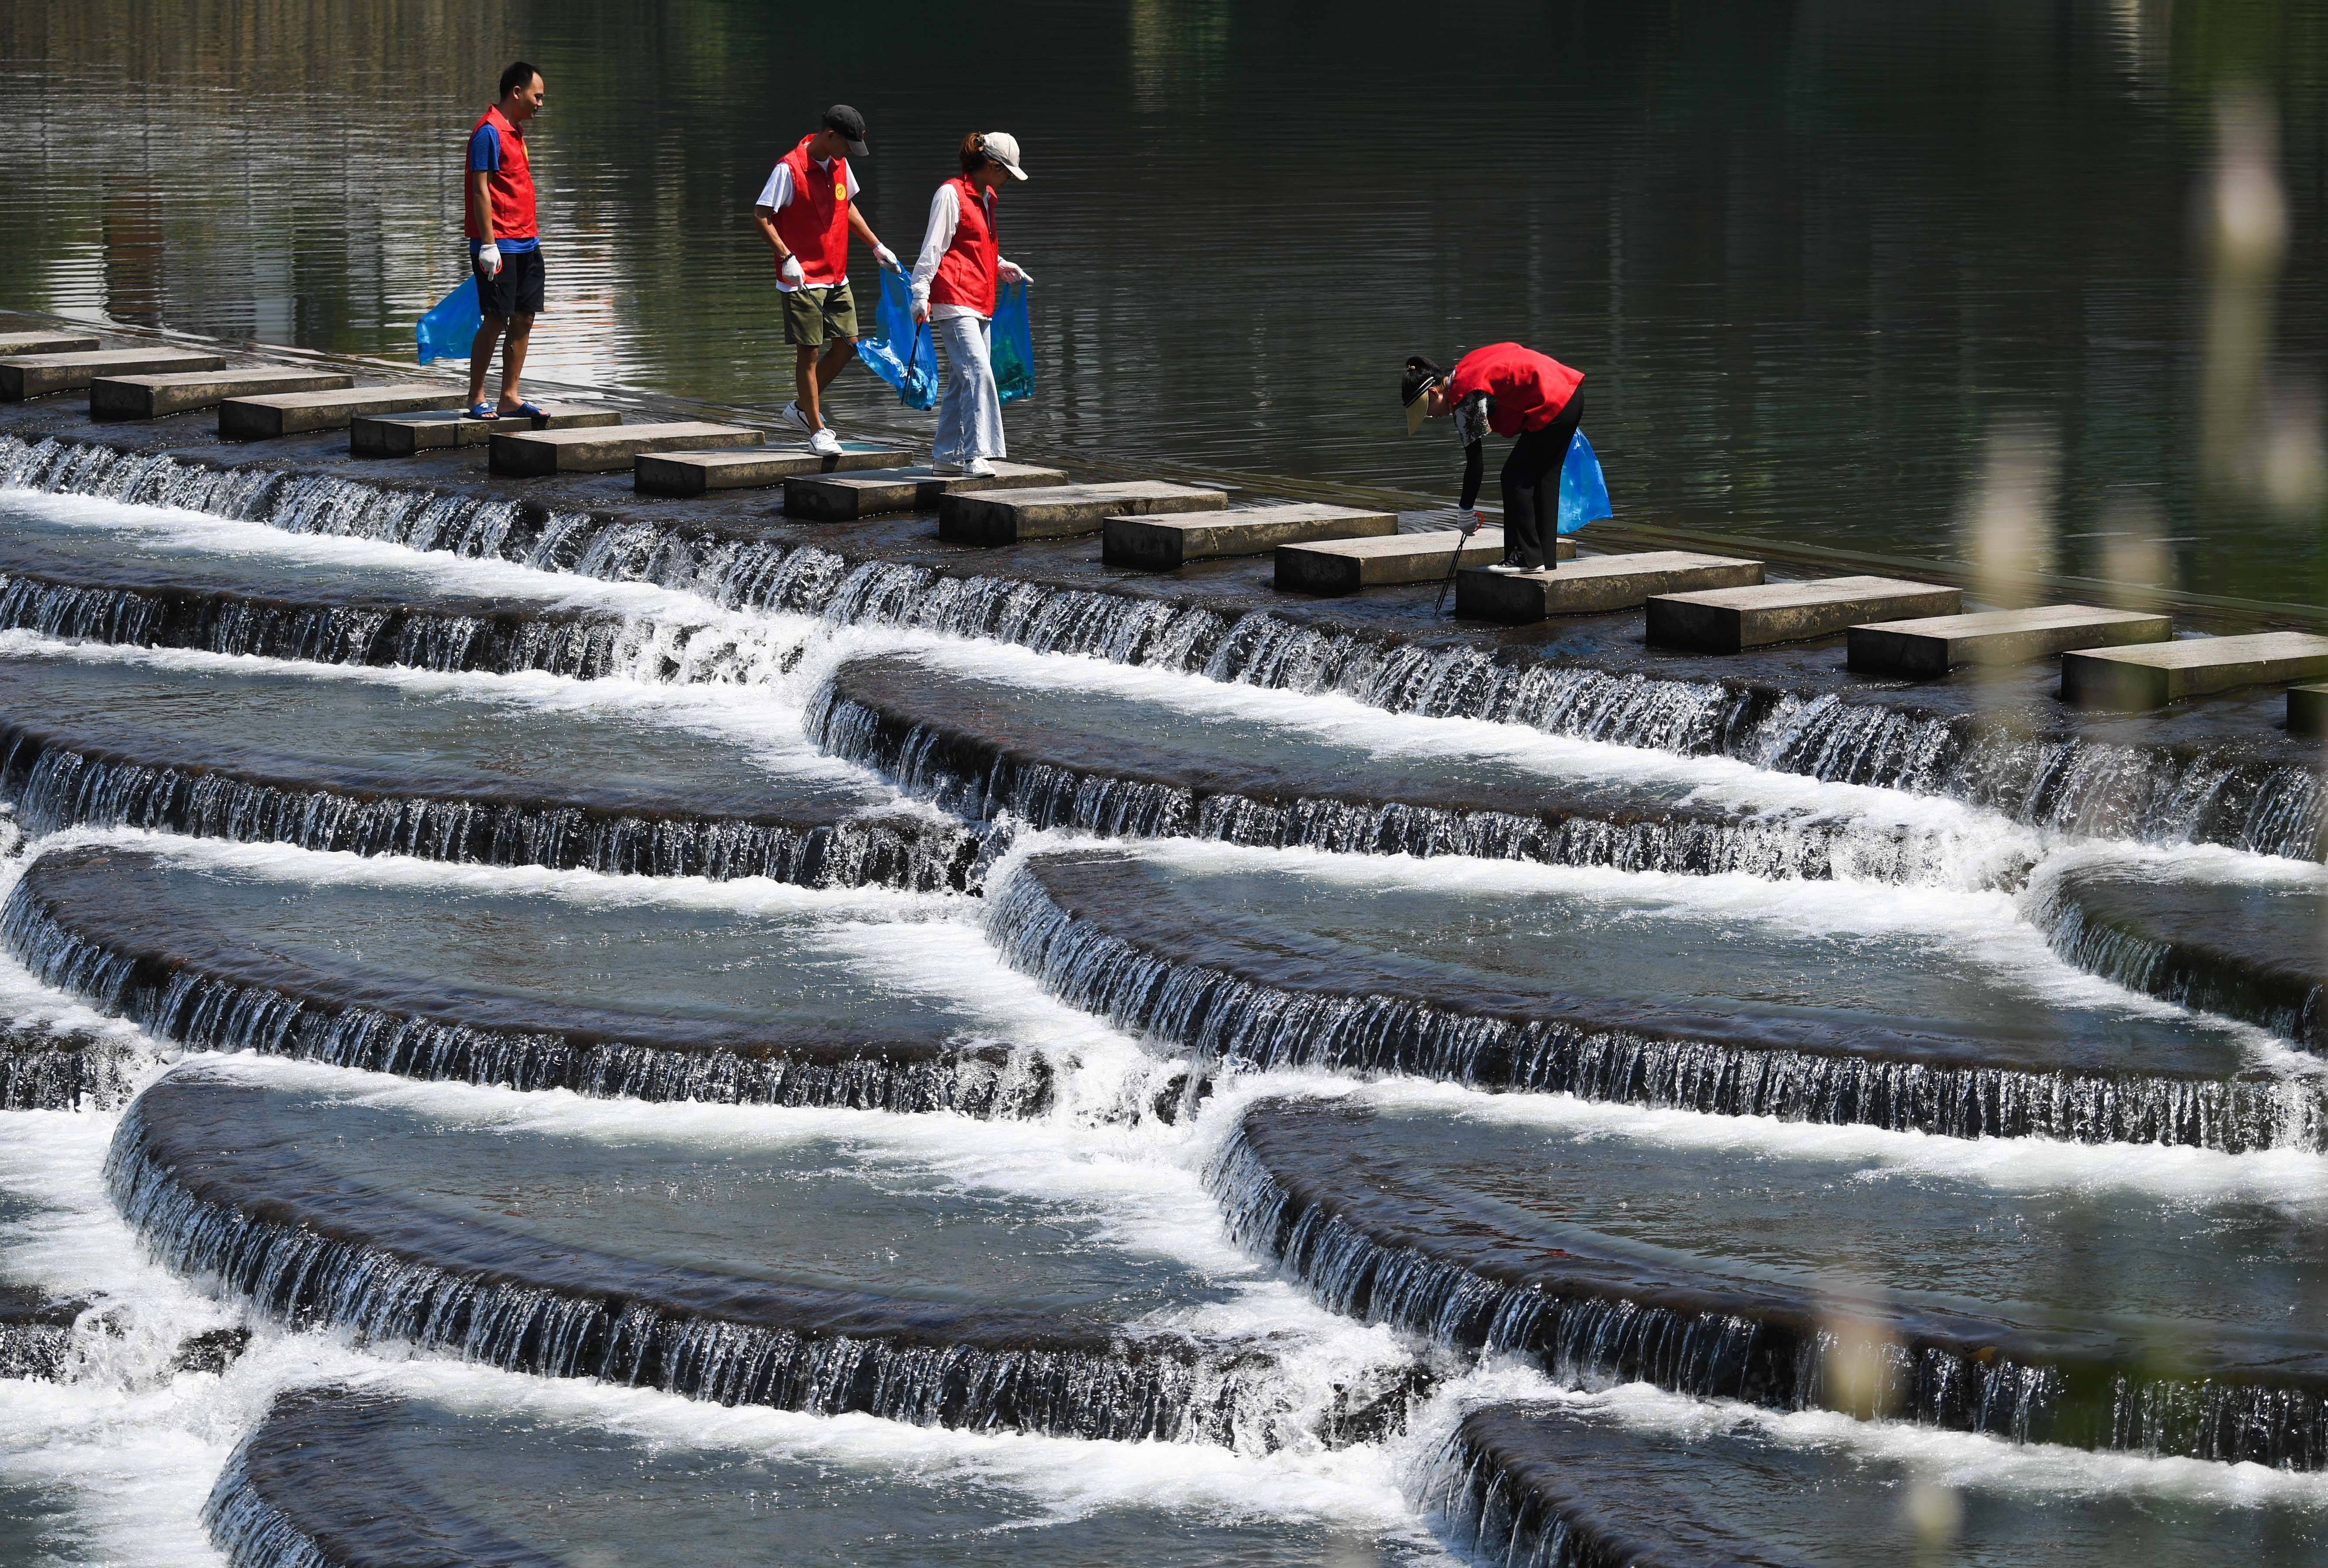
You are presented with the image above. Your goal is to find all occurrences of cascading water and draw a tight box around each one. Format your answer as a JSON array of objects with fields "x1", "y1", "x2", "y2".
[{"x1": 11, "y1": 433, "x2": 2318, "y2": 857}]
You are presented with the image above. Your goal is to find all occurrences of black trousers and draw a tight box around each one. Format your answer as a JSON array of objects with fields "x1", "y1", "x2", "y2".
[{"x1": 1500, "y1": 392, "x2": 1585, "y2": 569}]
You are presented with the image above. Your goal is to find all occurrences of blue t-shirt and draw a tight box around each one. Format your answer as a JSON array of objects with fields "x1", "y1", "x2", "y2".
[{"x1": 465, "y1": 122, "x2": 540, "y2": 254}]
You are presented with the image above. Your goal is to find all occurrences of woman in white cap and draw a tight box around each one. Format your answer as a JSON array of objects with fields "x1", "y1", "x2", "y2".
[{"x1": 910, "y1": 132, "x2": 1032, "y2": 477}]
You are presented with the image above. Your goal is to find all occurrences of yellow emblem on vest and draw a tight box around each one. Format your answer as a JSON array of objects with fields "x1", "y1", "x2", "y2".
[{"x1": 834, "y1": 179, "x2": 846, "y2": 202}]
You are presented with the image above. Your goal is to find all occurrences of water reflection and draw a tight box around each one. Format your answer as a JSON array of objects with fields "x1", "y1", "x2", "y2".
[{"x1": 1, "y1": 0, "x2": 2324, "y2": 599}]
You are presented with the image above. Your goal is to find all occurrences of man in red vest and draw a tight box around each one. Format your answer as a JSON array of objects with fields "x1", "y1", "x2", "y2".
[
  {"x1": 464, "y1": 61, "x2": 548, "y2": 421},
  {"x1": 753, "y1": 105, "x2": 898, "y2": 457}
]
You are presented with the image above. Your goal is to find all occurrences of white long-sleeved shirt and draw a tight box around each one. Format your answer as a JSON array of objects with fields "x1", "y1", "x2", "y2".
[
  {"x1": 754, "y1": 156, "x2": 861, "y2": 292},
  {"x1": 910, "y1": 181, "x2": 1017, "y2": 321}
]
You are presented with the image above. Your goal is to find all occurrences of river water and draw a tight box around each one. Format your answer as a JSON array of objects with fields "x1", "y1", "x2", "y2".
[{"x1": 3, "y1": 0, "x2": 2327, "y2": 599}]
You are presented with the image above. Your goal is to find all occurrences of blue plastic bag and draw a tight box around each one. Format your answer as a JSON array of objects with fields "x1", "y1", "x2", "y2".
[
  {"x1": 991, "y1": 280, "x2": 1035, "y2": 405},
  {"x1": 414, "y1": 276, "x2": 482, "y2": 365},
  {"x1": 856, "y1": 265, "x2": 940, "y2": 411},
  {"x1": 1558, "y1": 428, "x2": 1612, "y2": 534}
]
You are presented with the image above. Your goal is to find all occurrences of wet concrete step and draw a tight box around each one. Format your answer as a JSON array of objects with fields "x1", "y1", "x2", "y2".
[
  {"x1": 14, "y1": 848, "x2": 1018, "y2": 1110},
  {"x1": 633, "y1": 441, "x2": 903, "y2": 495},
  {"x1": 2062, "y1": 630, "x2": 2328, "y2": 710},
  {"x1": 1647, "y1": 575, "x2": 1961, "y2": 652},
  {"x1": 218, "y1": 385, "x2": 465, "y2": 439},
  {"x1": 1273, "y1": 526, "x2": 1574, "y2": 593},
  {"x1": 1435, "y1": 1400, "x2": 2327, "y2": 1567},
  {"x1": 490, "y1": 420, "x2": 763, "y2": 476},
  {"x1": 218, "y1": 1381, "x2": 1415, "y2": 1568},
  {"x1": 0, "y1": 332, "x2": 100, "y2": 357},
  {"x1": 782, "y1": 461, "x2": 1066, "y2": 521},
  {"x1": 996, "y1": 845, "x2": 2295, "y2": 1149},
  {"x1": 1222, "y1": 1094, "x2": 2328, "y2": 1470},
  {"x1": 1, "y1": 349, "x2": 228, "y2": 401},
  {"x1": 0, "y1": 647, "x2": 972, "y2": 891},
  {"x1": 2033, "y1": 852, "x2": 2326, "y2": 1045},
  {"x1": 1458, "y1": 550, "x2": 1763, "y2": 623},
  {"x1": 107, "y1": 1060, "x2": 1405, "y2": 1443},
  {"x1": 90, "y1": 368, "x2": 352, "y2": 420},
  {"x1": 811, "y1": 648, "x2": 1995, "y2": 882},
  {"x1": 1847, "y1": 603, "x2": 2172, "y2": 677},
  {"x1": 938, "y1": 481, "x2": 1225, "y2": 545},
  {"x1": 350, "y1": 404, "x2": 616, "y2": 456},
  {"x1": 1102, "y1": 502, "x2": 1396, "y2": 570}
]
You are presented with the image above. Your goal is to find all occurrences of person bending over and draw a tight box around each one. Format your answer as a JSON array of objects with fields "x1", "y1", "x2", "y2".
[
  {"x1": 910, "y1": 132, "x2": 1032, "y2": 478},
  {"x1": 754, "y1": 105, "x2": 898, "y2": 457},
  {"x1": 1401, "y1": 343, "x2": 1585, "y2": 572}
]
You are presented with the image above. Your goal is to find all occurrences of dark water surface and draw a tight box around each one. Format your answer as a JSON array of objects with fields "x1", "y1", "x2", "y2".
[{"x1": 3, "y1": 2, "x2": 2326, "y2": 599}]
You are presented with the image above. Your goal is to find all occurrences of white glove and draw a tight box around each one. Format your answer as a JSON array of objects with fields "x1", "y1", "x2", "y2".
[
  {"x1": 873, "y1": 243, "x2": 899, "y2": 271},
  {"x1": 780, "y1": 254, "x2": 805, "y2": 287},
  {"x1": 997, "y1": 259, "x2": 1029, "y2": 284},
  {"x1": 475, "y1": 243, "x2": 502, "y2": 278},
  {"x1": 910, "y1": 288, "x2": 931, "y2": 323}
]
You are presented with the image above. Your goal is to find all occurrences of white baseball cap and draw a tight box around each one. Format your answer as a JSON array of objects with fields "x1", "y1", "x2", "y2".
[{"x1": 981, "y1": 132, "x2": 1028, "y2": 180}]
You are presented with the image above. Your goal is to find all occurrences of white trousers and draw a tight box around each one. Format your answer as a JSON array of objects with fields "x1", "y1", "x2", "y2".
[{"x1": 934, "y1": 313, "x2": 1006, "y2": 464}]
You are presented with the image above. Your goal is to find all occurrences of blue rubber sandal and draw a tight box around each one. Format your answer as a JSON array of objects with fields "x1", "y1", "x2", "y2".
[
  {"x1": 463, "y1": 403, "x2": 498, "y2": 420},
  {"x1": 506, "y1": 401, "x2": 547, "y2": 420}
]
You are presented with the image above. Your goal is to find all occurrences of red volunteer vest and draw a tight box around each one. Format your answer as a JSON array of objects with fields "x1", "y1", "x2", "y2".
[
  {"x1": 464, "y1": 106, "x2": 538, "y2": 241},
  {"x1": 775, "y1": 136, "x2": 852, "y2": 287},
  {"x1": 930, "y1": 176, "x2": 1000, "y2": 315},
  {"x1": 1451, "y1": 342, "x2": 1583, "y2": 437}
]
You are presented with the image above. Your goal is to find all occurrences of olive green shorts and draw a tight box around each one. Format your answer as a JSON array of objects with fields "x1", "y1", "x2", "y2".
[{"x1": 781, "y1": 281, "x2": 859, "y2": 347}]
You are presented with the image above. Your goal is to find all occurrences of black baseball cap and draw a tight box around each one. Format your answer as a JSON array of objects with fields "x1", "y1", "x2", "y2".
[{"x1": 823, "y1": 104, "x2": 869, "y2": 157}]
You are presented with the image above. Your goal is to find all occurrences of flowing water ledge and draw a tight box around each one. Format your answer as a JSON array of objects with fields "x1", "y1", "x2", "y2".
[
  {"x1": 0, "y1": 491, "x2": 807, "y2": 683},
  {"x1": 1422, "y1": 1400, "x2": 2328, "y2": 1567},
  {"x1": 2031, "y1": 854, "x2": 2328, "y2": 1050},
  {"x1": 0, "y1": 1285, "x2": 83, "y2": 1380},
  {"x1": 810, "y1": 651, "x2": 2015, "y2": 886},
  {"x1": 0, "y1": 646, "x2": 976, "y2": 891},
  {"x1": 110, "y1": 1067, "x2": 1419, "y2": 1450},
  {"x1": 207, "y1": 1382, "x2": 1447, "y2": 1568},
  {"x1": 7, "y1": 845, "x2": 1042, "y2": 1115},
  {"x1": 992, "y1": 846, "x2": 2323, "y2": 1150},
  {"x1": 4, "y1": 428, "x2": 2322, "y2": 860},
  {"x1": 0, "y1": 1022, "x2": 137, "y2": 1110},
  {"x1": 1218, "y1": 1098, "x2": 2328, "y2": 1469}
]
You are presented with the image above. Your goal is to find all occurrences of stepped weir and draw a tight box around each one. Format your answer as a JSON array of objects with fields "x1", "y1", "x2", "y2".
[{"x1": 3, "y1": 348, "x2": 2327, "y2": 1565}]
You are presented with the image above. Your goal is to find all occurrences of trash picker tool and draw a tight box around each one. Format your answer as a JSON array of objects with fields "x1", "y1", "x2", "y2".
[{"x1": 1432, "y1": 512, "x2": 1483, "y2": 618}]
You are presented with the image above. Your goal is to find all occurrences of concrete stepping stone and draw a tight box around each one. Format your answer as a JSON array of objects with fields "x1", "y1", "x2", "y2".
[
  {"x1": 2062, "y1": 630, "x2": 2328, "y2": 710},
  {"x1": 1273, "y1": 527, "x2": 1573, "y2": 593},
  {"x1": 633, "y1": 441, "x2": 902, "y2": 496},
  {"x1": 218, "y1": 385, "x2": 465, "y2": 439},
  {"x1": 782, "y1": 462, "x2": 1066, "y2": 521},
  {"x1": 0, "y1": 332, "x2": 99, "y2": 357},
  {"x1": 90, "y1": 367, "x2": 351, "y2": 421},
  {"x1": 1, "y1": 348, "x2": 227, "y2": 401},
  {"x1": 349, "y1": 404, "x2": 616, "y2": 457},
  {"x1": 1847, "y1": 603, "x2": 2172, "y2": 677},
  {"x1": 1102, "y1": 502, "x2": 1396, "y2": 570},
  {"x1": 1646, "y1": 574, "x2": 1959, "y2": 652},
  {"x1": 1459, "y1": 550, "x2": 1764, "y2": 624},
  {"x1": 489, "y1": 420, "x2": 762, "y2": 477},
  {"x1": 2289, "y1": 682, "x2": 2328, "y2": 736},
  {"x1": 937, "y1": 481, "x2": 1225, "y2": 546}
]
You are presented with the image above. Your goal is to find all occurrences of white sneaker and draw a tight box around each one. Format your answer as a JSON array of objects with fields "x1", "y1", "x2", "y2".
[
  {"x1": 777, "y1": 402, "x2": 814, "y2": 436},
  {"x1": 964, "y1": 457, "x2": 996, "y2": 478},
  {"x1": 808, "y1": 427, "x2": 843, "y2": 457},
  {"x1": 930, "y1": 461, "x2": 966, "y2": 476},
  {"x1": 1484, "y1": 561, "x2": 1532, "y2": 575}
]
